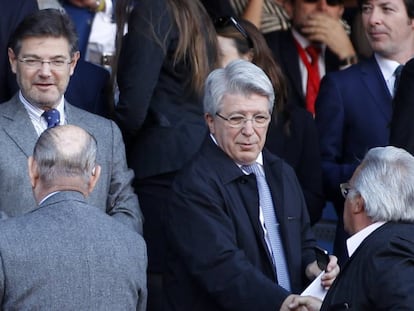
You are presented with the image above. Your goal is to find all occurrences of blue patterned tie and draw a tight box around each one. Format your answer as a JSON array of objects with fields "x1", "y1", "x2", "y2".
[
  {"x1": 42, "y1": 109, "x2": 60, "y2": 128},
  {"x1": 243, "y1": 163, "x2": 291, "y2": 291}
]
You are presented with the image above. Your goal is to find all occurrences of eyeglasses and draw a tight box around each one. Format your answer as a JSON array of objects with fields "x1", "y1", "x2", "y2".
[
  {"x1": 340, "y1": 182, "x2": 353, "y2": 199},
  {"x1": 303, "y1": 0, "x2": 343, "y2": 6},
  {"x1": 18, "y1": 58, "x2": 73, "y2": 70},
  {"x1": 214, "y1": 16, "x2": 254, "y2": 48},
  {"x1": 216, "y1": 112, "x2": 270, "y2": 128}
]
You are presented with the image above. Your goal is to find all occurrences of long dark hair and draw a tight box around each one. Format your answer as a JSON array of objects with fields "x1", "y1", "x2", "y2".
[
  {"x1": 215, "y1": 18, "x2": 293, "y2": 134},
  {"x1": 114, "y1": 0, "x2": 218, "y2": 95}
]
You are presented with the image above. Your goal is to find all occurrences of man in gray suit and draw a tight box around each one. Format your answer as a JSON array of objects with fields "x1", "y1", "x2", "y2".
[
  {"x1": 0, "y1": 9, "x2": 143, "y2": 233},
  {"x1": 0, "y1": 124, "x2": 147, "y2": 310}
]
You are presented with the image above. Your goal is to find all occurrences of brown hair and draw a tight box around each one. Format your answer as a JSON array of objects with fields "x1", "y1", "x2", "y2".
[
  {"x1": 215, "y1": 18, "x2": 287, "y2": 115},
  {"x1": 114, "y1": 0, "x2": 218, "y2": 96},
  {"x1": 168, "y1": 0, "x2": 219, "y2": 94}
]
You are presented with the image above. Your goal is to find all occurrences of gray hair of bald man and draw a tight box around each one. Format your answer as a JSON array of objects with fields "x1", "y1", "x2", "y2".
[
  {"x1": 32, "y1": 125, "x2": 97, "y2": 188},
  {"x1": 351, "y1": 146, "x2": 414, "y2": 222},
  {"x1": 203, "y1": 59, "x2": 275, "y2": 116}
]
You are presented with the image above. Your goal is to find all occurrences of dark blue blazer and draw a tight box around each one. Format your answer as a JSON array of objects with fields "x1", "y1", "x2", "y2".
[
  {"x1": 164, "y1": 136, "x2": 316, "y2": 311},
  {"x1": 315, "y1": 56, "x2": 391, "y2": 206},
  {"x1": 65, "y1": 59, "x2": 111, "y2": 118},
  {"x1": 0, "y1": 0, "x2": 38, "y2": 103},
  {"x1": 265, "y1": 30, "x2": 341, "y2": 109}
]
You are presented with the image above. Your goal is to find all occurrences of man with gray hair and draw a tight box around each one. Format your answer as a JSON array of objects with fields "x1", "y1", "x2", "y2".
[
  {"x1": 288, "y1": 146, "x2": 414, "y2": 310},
  {"x1": 0, "y1": 125, "x2": 147, "y2": 310},
  {"x1": 164, "y1": 60, "x2": 339, "y2": 311}
]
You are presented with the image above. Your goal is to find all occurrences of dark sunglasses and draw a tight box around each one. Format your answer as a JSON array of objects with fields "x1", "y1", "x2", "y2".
[
  {"x1": 214, "y1": 16, "x2": 254, "y2": 49},
  {"x1": 303, "y1": 0, "x2": 343, "y2": 6}
]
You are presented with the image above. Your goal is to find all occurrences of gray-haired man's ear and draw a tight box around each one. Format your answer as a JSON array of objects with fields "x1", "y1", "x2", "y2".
[
  {"x1": 87, "y1": 165, "x2": 101, "y2": 195},
  {"x1": 27, "y1": 156, "x2": 39, "y2": 189}
]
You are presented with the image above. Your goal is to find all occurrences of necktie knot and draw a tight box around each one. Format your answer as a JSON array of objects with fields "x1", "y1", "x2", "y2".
[
  {"x1": 242, "y1": 163, "x2": 263, "y2": 177},
  {"x1": 305, "y1": 46, "x2": 321, "y2": 65},
  {"x1": 42, "y1": 109, "x2": 60, "y2": 128}
]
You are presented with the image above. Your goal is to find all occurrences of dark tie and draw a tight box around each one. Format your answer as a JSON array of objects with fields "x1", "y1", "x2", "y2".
[
  {"x1": 242, "y1": 163, "x2": 291, "y2": 291},
  {"x1": 305, "y1": 46, "x2": 321, "y2": 116},
  {"x1": 42, "y1": 109, "x2": 60, "y2": 128},
  {"x1": 393, "y1": 65, "x2": 404, "y2": 97}
]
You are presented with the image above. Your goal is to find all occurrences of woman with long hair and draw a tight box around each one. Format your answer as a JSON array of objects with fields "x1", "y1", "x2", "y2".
[{"x1": 115, "y1": 1, "x2": 218, "y2": 310}]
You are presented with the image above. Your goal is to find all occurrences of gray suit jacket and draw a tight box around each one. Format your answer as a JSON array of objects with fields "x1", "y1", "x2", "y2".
[
  {"x1": 0, "y1": 191, "x2": 147, "y2": 310},
  {"x1": 0, "y1": 94, "x2": 143, "y2": 233}
]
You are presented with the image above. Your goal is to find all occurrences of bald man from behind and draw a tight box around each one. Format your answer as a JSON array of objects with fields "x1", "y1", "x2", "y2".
[{"x1": 0, "y1": 125, "x2": 147, "y2": 311}]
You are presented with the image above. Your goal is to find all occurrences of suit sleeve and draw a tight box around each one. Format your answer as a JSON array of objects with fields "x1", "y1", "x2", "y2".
[
  {"x1": 315, "y1": 74, "x2": 358, "y2": 203},
  {"x1": 166, "y1": 168, "x2": 290, "y2": 311},
  {"x1": 106, "y1": 120, "x2": 143, "y2": 234},
  {"x1": 368, "y1": 237, "x2": 414, "y2": 309}
]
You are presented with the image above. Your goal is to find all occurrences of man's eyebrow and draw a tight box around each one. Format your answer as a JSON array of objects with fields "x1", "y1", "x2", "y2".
[{"x1": 19, "y1": 54, "x2": 69, "y2": 59}]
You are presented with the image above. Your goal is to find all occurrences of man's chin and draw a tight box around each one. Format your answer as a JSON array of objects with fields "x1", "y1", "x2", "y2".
[{"x1": 31, "y1": 96, "x2": 61, "y2": 108}]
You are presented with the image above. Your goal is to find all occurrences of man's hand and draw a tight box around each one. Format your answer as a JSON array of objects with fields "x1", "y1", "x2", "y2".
[
  {"x1": 287, "y1": 295, "x2": 322, "y2": 311},
  {"x1": 68, "y1": 0, "x2": 105, "y2": 11},
  {"x1": 280, "y1": 294, "x2": 300, "y2": 311},
  {"x1": 301, "y1": 13, "x2": 356, "y2": 61},
  {"x1": 305, "y1": 255, "x2": 339, "y2": 289}
]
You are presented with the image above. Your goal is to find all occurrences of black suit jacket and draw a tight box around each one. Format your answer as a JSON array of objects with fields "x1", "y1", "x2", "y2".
[
  {"x1": 266, "y1": 106, "x2": 324, "y2": 225},
  {"x1": 165, "y1": 136, "x2": 316, "y2": 311},
  {"x1": 390, "y1": 57, "x2": 414, "y2": 153},
  {"x1": 321, "y1": 222, "x2": 414, "y2": 310},
  {"x1": 265, "y1": 30, "x2": 341, "y2": 109},
  {"x1": 0, "y1": 0, "x2": 38, "y2": 103},
  {"x1": 115, "y1": 0, "x2": 215, "y2": 179}
]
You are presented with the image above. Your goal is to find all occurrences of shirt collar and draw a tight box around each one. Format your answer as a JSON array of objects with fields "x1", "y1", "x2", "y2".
[
  {"x1": 20, "y1": 91, "x2": 66, "y2": 124},
  {"x1": 38, "y1": 191, "x2": 60, "y2": 206},
  {"x1": 374, "y1": 53, "x2": 401, "y2": 82},
  {"x1": 346, "y1": 221, "x2": 386, "y2": 256},
  {"x1": 291, "y1": 28, "x2": 325, "y2": 54}
]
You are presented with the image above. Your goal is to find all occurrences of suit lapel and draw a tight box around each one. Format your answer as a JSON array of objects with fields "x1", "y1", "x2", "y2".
[
  {"x1": 241, "y1": 173, "x2": 275, "y2": 264},
  {"x1": 263, "y1": 151, "x2": 285, "y2": 224},
  {"x1": 206, "y1": 138, "x2": 276, "y2": 270},
  {"x1": 64, "y1": 101, "x2": 84, "y2": 126},
  {"x1": 1, "y1": 96, "x2": 39, "y2": 157}
]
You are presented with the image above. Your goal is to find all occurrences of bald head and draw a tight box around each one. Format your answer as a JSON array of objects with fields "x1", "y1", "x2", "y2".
[{"x1": 29, "y1": 125, "x2": 100, "y2": 203}]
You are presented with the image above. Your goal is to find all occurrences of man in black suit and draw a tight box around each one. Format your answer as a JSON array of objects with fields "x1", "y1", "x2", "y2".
[
  {"x1": 164, "y1": 60, "x2": 339, "y2": 311},
  {"x1": 265, "y1": 0, "x2": 357, "y2": 115},
  {"x1": 288, "y1": 146, "x2": 414, "y2": 310}
]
